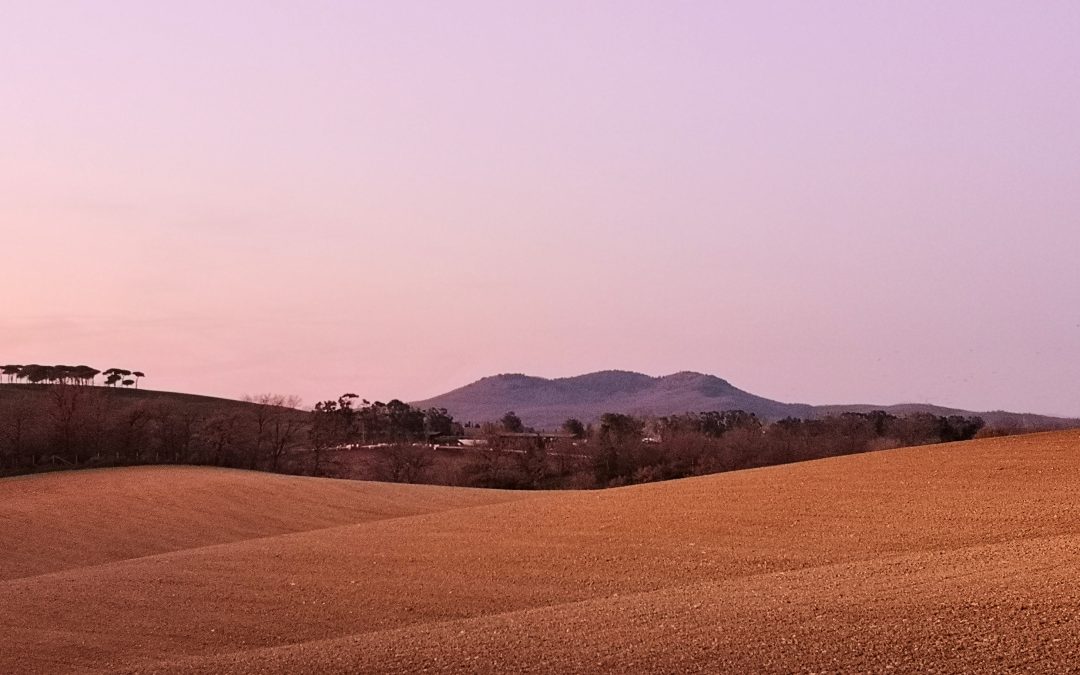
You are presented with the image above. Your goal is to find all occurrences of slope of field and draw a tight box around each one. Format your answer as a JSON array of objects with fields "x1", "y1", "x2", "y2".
[
  {"x1": 0, "y1": 466, "x2": 535, "y2": 581},
  {"x1": 2, "y1": 430, "x2": 1079, "y2": 673}
]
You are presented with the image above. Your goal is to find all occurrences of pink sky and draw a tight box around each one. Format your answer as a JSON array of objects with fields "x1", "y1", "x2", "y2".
[{"x1": 3, "y1": 1, "x2": 1079, "y2": 416}]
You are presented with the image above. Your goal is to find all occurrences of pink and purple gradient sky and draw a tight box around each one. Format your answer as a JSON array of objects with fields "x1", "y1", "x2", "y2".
[{"x1": 3, "y1": 2, "x2": 1079, "y2": 415}]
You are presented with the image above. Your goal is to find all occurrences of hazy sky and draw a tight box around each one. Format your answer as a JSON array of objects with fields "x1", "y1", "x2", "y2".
[{"x1": 3, "y1": 1, "x2": 1079, "y2": 415}]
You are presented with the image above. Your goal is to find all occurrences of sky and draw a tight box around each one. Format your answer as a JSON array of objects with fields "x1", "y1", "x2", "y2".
[{"x1": 3, "y1": 1, "x2": 1079, "y2": 416}]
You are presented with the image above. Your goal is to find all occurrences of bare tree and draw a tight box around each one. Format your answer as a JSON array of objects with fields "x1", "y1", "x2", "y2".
[
  {"x1": 243, "y1": 394, "x2": 304, "y2": 471},
  {"x1": 0, "y1": 399, "x2": 39, "y2": 468}
]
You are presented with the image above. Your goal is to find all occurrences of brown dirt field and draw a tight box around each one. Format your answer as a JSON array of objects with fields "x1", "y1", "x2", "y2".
[
  {"x1": 0, "y1": 466, "x2": 535, "y2": 581},
  {"x1": 2, "y1": 431, "x2": 1079, "y2": 673}
]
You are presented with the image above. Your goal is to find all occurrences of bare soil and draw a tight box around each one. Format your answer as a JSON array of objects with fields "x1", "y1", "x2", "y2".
[{"x1": 2, "y1": 430, "x2": 1079, "y2": 673}]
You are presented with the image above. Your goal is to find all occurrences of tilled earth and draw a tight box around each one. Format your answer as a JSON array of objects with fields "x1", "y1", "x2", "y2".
[{"x1": 2, "y1": 430, "x2": 1079, "y2": 673}]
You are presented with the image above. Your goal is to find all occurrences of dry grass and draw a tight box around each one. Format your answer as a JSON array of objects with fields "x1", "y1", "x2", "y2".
[{"x1": 2, "y1": 431, "x2": 1079, "y2": 673}]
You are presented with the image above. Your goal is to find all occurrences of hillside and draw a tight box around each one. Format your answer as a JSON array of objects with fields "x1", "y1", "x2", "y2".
[
  {"x1": 0, "y1": 382, "x2": 262, "y2": 413},
  {"x1": 814, "y1": 402, "x2": 1079, "y2": 431},
  {"x1": 0, "y1": 384, "x2": 309, "y2": 477},
  {"x1": 414, "y1": 370, "x2": 1079, "y2": 430},
  {"x1": 2, "y1": 430, "x2": 1079, "y2": 673}
]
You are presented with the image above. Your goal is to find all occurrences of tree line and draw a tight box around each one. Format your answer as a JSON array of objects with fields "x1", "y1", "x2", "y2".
[
  {"x1": 306, "y1": 393, "x2": 463, "y2": 475},
  {"x1": 1, "y1": 380, "x2": 993, "y2": 488},
  {"x1": 2, "y1": 364, "x2": 145, "y2": 387},
  {"x1": 440, "y1": 408, "x2": 987, "y2": 489},
  {"x1": 582, "y1": 409, "x2": 985, "y2": 487}
]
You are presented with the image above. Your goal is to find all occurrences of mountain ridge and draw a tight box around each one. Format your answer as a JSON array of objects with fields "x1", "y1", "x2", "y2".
[{"x1": 414, "y1": 370, "x2": 1079, "y2": 431}]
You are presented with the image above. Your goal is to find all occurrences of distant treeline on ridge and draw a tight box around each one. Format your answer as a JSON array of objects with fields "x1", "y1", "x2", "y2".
[{"x1": 2, "y1": 364, "x2": 146, "y2": 388}]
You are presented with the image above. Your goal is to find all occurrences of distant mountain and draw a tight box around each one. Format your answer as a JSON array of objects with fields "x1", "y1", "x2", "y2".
[
  {"x1": 413, "y1": 370, "x2": 813, "y2": 429},
  {"x1": 414, "y1": 370, "x2": 1080, "y2": 431}
]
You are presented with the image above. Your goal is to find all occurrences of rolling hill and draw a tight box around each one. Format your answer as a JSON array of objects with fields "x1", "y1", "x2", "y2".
[
  {"x1": 413, "y1": 369, "x2": 1079, "y2": 430},
  {"x1": 2, "y1": 430, "x2": 1080, "y2": 673},
  {"x1": 0, "y1": 382, "x2": 267, "y2": 414}
]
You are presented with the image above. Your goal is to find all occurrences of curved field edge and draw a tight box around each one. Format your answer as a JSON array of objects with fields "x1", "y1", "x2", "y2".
[
  {"x1": 1, "y1": 430, "x2": 1078, "y2": 673},
  {"x1": 0, "y1": 465, "x2": 538, "y2": 580}
]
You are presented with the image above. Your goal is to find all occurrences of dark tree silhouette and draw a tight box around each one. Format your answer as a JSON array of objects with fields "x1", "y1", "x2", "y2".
[
  {"x1": 561, "y1": 418, "x2": 586, "y2": 439},
  {"x1": 1, "y1": 363, "x2": 139, "y2": 386},
  {"x1": 73, "y1": 366, "x2": 101, "y2": 385},
  {"x1": 501, "y1": 411, "x2": 525, "y2": 433},
  {"x1": 423, "y1": 407, "x2": 455, "y2": 437}
]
